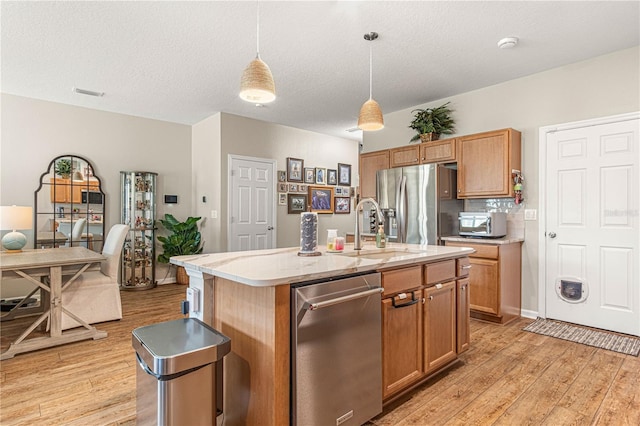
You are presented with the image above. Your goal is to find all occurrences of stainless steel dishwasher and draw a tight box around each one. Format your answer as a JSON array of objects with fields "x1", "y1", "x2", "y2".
[{"x1": 291, "y1": 272, "x2": 383, "y2": 426}]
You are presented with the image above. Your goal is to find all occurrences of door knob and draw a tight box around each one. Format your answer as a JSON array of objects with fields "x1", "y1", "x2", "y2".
[
  {"x1": 548, "y1": 232, "x2": 556, "y2": 238},
  {"x1": 267, "y1": 226, "x2": 274, "y2": 231}
]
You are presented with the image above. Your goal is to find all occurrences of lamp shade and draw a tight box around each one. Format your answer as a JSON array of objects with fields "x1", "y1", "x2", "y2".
[
  {"x1": 0, "y1": 205, "x2": 32, "y2": 231},
  {"x1": 357, "y1": 99, "x2": 385, "y2": 131},
  {"x1": 239, "y1": 56, "x2": 276, "y2": 104}
]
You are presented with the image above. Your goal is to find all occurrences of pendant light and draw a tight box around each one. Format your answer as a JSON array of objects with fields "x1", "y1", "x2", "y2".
[
  {"x1": 358, "y1": 32, "x2": 384, "y2": 131},
  {"x1": 240, "y1": 1, "x2": 276, "y2": 104}
]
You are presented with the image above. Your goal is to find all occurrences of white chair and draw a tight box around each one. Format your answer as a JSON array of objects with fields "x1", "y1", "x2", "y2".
[
  {"x1": 70, "y1": 217, "x2": 95, "y2": 249},
  {"x1": 59, "y1": 224, "x2": 129, "y2": 330}
]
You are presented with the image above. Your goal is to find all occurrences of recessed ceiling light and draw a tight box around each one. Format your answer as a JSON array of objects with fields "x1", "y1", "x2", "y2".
[
  {"x1": 497, "y1": 37, "x2": 519, "y2": 49},
  {"x1": 72, "y1": 87, "x2": 104, "y2": 97}
]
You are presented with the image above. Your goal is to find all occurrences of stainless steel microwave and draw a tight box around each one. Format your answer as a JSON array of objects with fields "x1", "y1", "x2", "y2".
[
  {"x1": 81, "y1": 190, "x2": 103, "y2": 204},
  {"x1": 458, "y1": 212, "x2": 507, "y2": 238}
]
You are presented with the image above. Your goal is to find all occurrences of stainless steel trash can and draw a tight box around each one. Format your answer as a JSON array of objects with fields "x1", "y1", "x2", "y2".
[{"x1": 132, "y1": 318, "x2": 231, "y2": 426}]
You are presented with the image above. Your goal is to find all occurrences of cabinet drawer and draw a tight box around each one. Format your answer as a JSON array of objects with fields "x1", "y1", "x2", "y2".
[
  {"x1": 456, "y1": 257, "x2": 471, "y2": 277},
  {"x1": 381, "y1": 266, "x2": 422, "y2": 296},
  {"x1": 424, "y1": 260, "x2": 456, "y2": 285},
  {"x1": 446, "y1": 242, "x2": 498, "y2": 259}
]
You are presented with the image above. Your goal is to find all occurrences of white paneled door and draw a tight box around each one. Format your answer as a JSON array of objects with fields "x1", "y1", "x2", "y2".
[
  {"x1": 544, "y1": 116, "x2": 639, "y2": 336},
  {"x1": 228, "y1": 155, "x2": 276, "y2": 252}
]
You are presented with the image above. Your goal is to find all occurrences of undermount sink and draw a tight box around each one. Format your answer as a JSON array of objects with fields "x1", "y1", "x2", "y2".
[{"x1": 337, "y1": 249, "x2": 424, "y2": 260}]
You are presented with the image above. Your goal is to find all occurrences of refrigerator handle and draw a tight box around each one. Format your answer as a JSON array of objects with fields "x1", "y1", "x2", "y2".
[{"x1": 398, "y1": 175, "x2": 407, "y2": 243}]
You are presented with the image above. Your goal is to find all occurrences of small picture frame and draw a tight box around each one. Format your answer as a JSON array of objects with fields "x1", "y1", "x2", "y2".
[
  {"x1": 299, "y1": 184, "x2": 307, "y2": 193},
  {"x1": 278, "y1": 193, "x2": 287, "y2": 205},
  {"x1": 289, "y1": 183, "x2": 298, "y2": 192},
  {"x1": 304, "y1": 167, "x2": 315, "y2": 184},
  {"x1": 309, "y1": 185, "x2": 334, "y2": 214},
  {"x1": 287, "y1": 157, "x2": 304, "y2": 182},
  {"x1": 315, "y1": 168, "x2": 327, "y2": 185},
  {"x1": 327, "y1": 169, "x2": 337, "y2": 185},
  {"x1": 278, "y1": 170, "x2": 286, "y2": 182},
  {"x1": 335, "y1": 187, "x2": 342, "y2": 196},
  {"x1": 278, "y1": 183, "x2": 288, "y2": 192},
  {"x1": 287, "y1": 194, "x2": 308, "y2": 214},
  {"x1": 338, "y1": 163, "x2": 351, "y2": 186},
  {"x1": 334, "y1": 197, "x2": 351, "y2": 214}
]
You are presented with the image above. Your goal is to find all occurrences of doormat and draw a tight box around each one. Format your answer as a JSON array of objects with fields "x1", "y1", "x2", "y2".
[{"x1": 523, "y1": 318, "x2": 640, "y2": 357}]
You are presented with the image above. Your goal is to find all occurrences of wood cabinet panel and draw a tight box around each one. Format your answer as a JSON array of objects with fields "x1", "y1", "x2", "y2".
[
  {"x1": 390, "y1": 145, "x2": 420, "y2": 168},
  {"x1": 456, "y1": 257, "x2": 471, "y2": 277},
  {"x1": 382, "y1": 290, "x2": 423, "y2": 399},
  {"x1": 424, "y1": 259, "x2": 456, "y2": 285},
  {"x1": 457, "y1": 128, "x2": 521, "y2": 198},
  {"x1": 381, "y1": 266, "x2": 422, "y2": 296},
  {"x1": 423, "y1": 281, "x2": 457, "y2": 373},
  {"x1": 456, "y1": 278, "x2": 471, "y2": 354},
  {"x1": 359, "y1": 150, "x2": 390, "y2": 199},
  {"x1": 466, "y1": 257, "x2": 499, "y2": 315},
  {"x1": 420, "y1": 138, "x2": 456, "y2": 164}
]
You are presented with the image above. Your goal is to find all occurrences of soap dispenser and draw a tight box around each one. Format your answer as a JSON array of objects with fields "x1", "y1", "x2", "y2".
[{"x1": 376, "y1": 224, "x2": 386, "y2": 248}]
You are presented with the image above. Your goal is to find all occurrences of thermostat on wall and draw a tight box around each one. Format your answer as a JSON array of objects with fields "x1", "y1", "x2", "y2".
[{"x1": 164, "y1": 195, "x2": 178, "y2": 204}]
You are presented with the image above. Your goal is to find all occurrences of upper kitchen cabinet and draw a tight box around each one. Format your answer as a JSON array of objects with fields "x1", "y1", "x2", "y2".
[
  {"x1": 456, "y1": 128, "x2": 521, "y2": 198},
  {"x1": 420, "y1": 138, "x2": 456, "y2": 164},
  {"x1": 359, "y1": 149, "x2": 390, "y2": 199},
  {"x1": 389, "y1": 145, "x2": 420, "y2": 168}
]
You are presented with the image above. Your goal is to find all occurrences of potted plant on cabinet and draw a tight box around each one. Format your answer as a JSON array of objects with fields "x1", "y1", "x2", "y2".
[
  {"x1": 157, "y1": 214, "x2": 204, "y2": 285},
  {"x1": 55, "y1": 158, "x2": 72, "y2": 179},
  {"x1": 408, "y1": 102, "x2": 455, "y2": 143}
]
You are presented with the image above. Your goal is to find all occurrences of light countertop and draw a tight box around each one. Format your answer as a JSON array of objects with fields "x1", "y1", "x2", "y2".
[
  {"x1": 441, "y1": 236, "x2": 525, "y2": 245},
  {"x1": 171, "y1": 243, "x2": 474, "y2": 287}
]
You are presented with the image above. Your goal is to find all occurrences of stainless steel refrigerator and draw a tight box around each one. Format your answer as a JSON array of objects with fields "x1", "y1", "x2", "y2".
[{"x1": 376, "y1": 164, "x2": 463, "y2": 245}]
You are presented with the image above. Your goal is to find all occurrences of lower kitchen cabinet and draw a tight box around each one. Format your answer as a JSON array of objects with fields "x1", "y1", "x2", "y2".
[
  {"x1": 423, "y1": 281, "x2": 457, "y2": 374},
  {"x1": 456, "y1": 278, "x2": 471, "y2": 353},
  {"x1": 381, "y1": 289, "x2": 423, "y2": 399}
]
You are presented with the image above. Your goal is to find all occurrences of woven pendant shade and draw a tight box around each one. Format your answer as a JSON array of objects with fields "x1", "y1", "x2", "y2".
[
  {"x1": 358, "y1": 99, "x2": 384, "y2": 131},
  {"x1": 240, "y1": 56, "x2": 276, "y2": 103}
]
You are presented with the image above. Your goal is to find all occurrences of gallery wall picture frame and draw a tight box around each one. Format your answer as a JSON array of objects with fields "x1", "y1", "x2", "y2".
[
  {"x1": 309, "y1": 185, "x2": 334, "y2": 214},
  {"x1": 278, "y1": 183, "x2": 288, "y2": 192},
  {"x1": 299, "y1": 184, "x2": 307, "y2": 193},
  {"x1": 287, "y1": 157, "x2": 304, "y2": 182},
  {"x1": 278, "y1": 193, "x2": 287, "y2": 205},
  {"x1": 315, "y1": 168, "x2": 327, "y2": 185},
  {"x1": 327, "y1": 169, "x2": 337, "y2": 185},
  {"x1": 278, "y1": 170, "x2": 286, "y2": 182},
  {"x1": 334, "y1": 197, "x2": 351, "y2": 214},
  {"x1": 304, "y1": 167, "x2": 315, "y2": 184},
  {"x1": 289, "y1": 183, "x2": 298, "y2": 192},
  {"x1": 338, "y1": 163, "x2": 351, "y2": 186},
  {"x1": 287, "y1": 193, "x2": 308, "y2": 214}
]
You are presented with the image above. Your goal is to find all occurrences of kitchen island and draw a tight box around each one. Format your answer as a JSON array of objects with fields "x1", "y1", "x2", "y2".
[{"x1": 172, "y1": 243, "x2": 473, "y2": 425}]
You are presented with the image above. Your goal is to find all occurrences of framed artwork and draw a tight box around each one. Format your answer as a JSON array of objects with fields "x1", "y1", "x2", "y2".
[
  {"x1": 287, "y1": 193, "x2": 308, "y2": 214},
  {"x1": 338, "y1": 163, "x2": 351, "y2": 186},
  {"x1": 278, "y1": 170, "x2": 286, "y2": 182},
  {"x1": 278, "y1": 193, "x2": 287, "y2": 205},
  {"x1": 287, "y1": 157, "x2": 304, "y2": 182},
  {"x1": 334, "y1": 197, "x2": 351, "y2": 214},
  {"x1": 278, "y1": 183, "x2": 288, "y2": 192},
  {"x1": 289, "y1": 183, "x2": 298, "y2": 192},
  {"x1": 315, "y1": 168, "x2": 327, "y2": 185},
  {"x1": 335, "y1": 187, "x2": 342, "y2": 195},
  {"x1": 299, "y1": 184, "x2": 307, "y2": 193},
  {"x1": 309, "y1": 185, "x2": 334, "y2": 214},
  {"x1": 327, "y1": 169, "x2": 337, "y2": 185},
  {"x1": 304, "y1": 167, "x2": 315, "y2": 184}
]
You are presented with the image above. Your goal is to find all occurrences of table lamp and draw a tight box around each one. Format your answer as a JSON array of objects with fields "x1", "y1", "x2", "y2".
[{"x1": 1, "y1": 205, "x2": 33, "y2": 251}]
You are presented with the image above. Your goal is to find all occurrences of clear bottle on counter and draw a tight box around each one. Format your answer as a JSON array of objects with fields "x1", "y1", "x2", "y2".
[
  {"x1": 327, "y1": 229, "x2": 338, "y2": 251},
  {"x1": 376, "y1": 224, "x2": 386, "y2": 248}
]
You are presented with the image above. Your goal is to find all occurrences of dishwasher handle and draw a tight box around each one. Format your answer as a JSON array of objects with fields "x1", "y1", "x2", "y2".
[{"x1": 304, "y1": 287, "x2": 383, "y2": 311}]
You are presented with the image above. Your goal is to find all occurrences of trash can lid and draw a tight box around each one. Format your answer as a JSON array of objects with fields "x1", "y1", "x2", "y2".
[{"x1": 132, "y1": 318, "x2": 231, "y2": 375}]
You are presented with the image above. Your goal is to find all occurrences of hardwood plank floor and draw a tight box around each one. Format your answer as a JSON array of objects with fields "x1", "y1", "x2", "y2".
[{"x1": 2, "y1": 284, "x2": 639, "y2": 425}]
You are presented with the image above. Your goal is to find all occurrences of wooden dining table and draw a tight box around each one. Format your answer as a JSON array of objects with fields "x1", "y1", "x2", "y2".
[{"x1": 0, "y1": 246, "x2": 106, "y2": 360}]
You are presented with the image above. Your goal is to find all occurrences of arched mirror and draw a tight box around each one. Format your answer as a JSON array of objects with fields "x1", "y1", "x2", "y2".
[{"x1": 34, "y1": 155, "x2": 106, "y2": 252}]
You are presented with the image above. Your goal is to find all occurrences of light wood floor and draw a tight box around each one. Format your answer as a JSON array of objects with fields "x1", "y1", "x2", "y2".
[{"x1": 1, "y1": 284, "x2": 639, "y2": 425}]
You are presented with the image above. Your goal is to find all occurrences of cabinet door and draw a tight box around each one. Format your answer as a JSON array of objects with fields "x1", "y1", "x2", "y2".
[
  {"x1": 457, "y1": 128, "x2": 521, "y2": 198},
  {"x1": 359, "y1": 150, "x2": 390, "y2": 199},
  {"x1": 468, "y1": 257, "x2": 499, "y2": 315},
  {"x1": 423, "y1": 281, "x2": 457, "y2": 373},
  {"x1": 390, "y1": 145, "x2": 420, "y2": 168},
  {"x1": 456, "y1": 278, "x2": 470, "y2": 354},
  {"x1": 382, "y1": 290, "x2": 423, "y2": 399},
  {"x1": 50, "y1": 178, "x2": 70, "y2": 203},
  {"x1": 420, "y1": 138, "x2": 456, "y2": 164}
]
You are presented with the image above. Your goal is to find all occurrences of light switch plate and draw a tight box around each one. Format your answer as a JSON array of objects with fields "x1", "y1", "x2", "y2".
[
  {"x1": 525, "y1": 209, "x2": 537, "y2": 221},
  {"x1": 186, "y1": 287, "x2": 200, "y2": 314},
  {"x1": 211, "y1": 210, "x2": 218, "y2": 219}
]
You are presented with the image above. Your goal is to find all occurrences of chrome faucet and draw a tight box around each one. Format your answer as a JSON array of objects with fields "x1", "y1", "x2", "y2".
[{"x1": 354, "y1": 198, "x2": 384, "y2": 250}]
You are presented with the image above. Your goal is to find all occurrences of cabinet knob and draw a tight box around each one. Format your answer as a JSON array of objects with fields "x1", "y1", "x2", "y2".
[{"x1": 428, "y1": 295, "x2": 433, "y2": 301}]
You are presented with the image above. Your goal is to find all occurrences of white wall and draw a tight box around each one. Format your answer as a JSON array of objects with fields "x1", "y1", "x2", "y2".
[
  {"x1": 363, "y1": 46, "x2": 640, "y2": 315},
  {"x1": 1, "y1": 93, "x2": 192, "y2": 295}
]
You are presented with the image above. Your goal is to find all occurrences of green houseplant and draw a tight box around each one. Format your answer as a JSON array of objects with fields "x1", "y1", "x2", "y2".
[
  {"x1": 409, "y1": 102, "x2": 455, "y2": 143},
  {"x1": 55, "y1": 158, "x2": 72, "y2": 178},
  {"x1": 157, "y1": 214, "x2": 203, "y2": 284}
]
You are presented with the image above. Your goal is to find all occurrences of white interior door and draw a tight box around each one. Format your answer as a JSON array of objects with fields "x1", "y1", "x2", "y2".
[
  {"x1": 228, "y1": 155, "x2": 276, "y2": 252},
  {"x1": 543, "y1": 116, "x2": 639, "y2": 336}
]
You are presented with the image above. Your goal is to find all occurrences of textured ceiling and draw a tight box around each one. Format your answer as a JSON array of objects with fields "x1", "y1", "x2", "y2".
[{"x1": 2, "y1": 1, "x2": 639, "y2": 141}]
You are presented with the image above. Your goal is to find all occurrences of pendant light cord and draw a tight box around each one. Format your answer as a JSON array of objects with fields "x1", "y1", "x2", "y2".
[
  {"x1": 369, "y1": 42, "x2": 373, "y2": 100},
  {"x1": 256, "y1": 0, "x2": 261, "y2": 58}
]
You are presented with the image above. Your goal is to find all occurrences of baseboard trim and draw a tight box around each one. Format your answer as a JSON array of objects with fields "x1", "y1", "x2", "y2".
[{"x1": 521, "y1": 309, "x2": 538, "y2": 319}]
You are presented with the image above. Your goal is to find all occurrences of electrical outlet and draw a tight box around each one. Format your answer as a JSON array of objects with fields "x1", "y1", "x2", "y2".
[
  {"x1": 186, "y1": 287, "x2": 200, "y2": 314},
  {"x1": 525, "y1": 209, "x2": 537, "y2": 221},
  {"x1": 211, "y1": 210, "x2": 218, "y2": 219}
]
